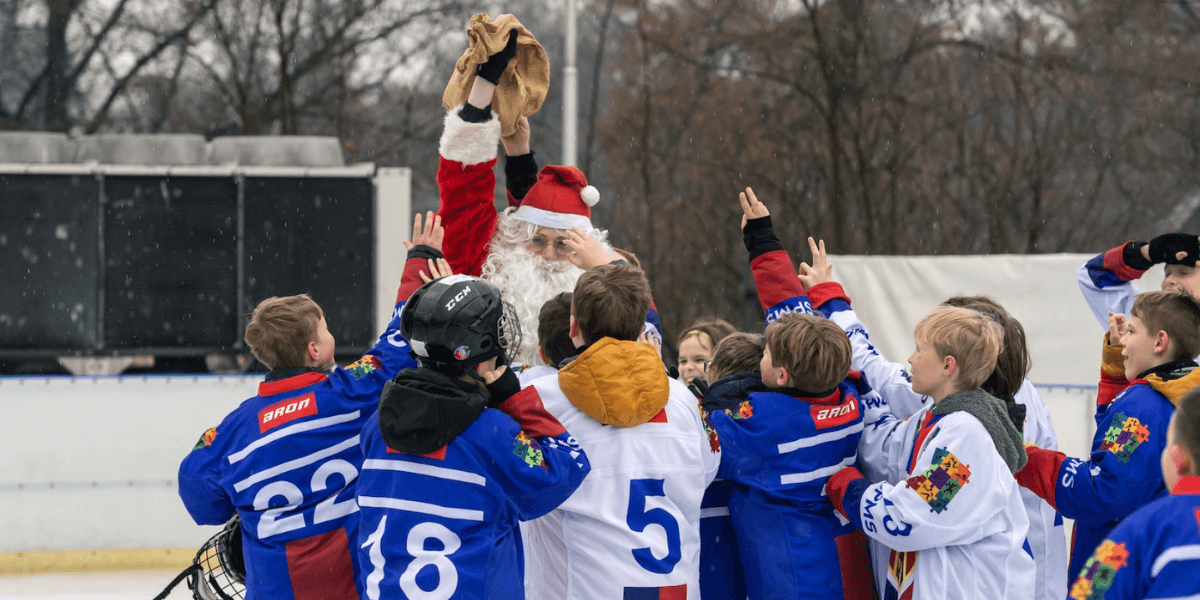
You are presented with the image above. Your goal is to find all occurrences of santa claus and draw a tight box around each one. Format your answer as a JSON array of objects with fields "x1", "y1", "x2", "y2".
[{"x1": 434, "y1": 37, "x2": 624, "y2": 366}]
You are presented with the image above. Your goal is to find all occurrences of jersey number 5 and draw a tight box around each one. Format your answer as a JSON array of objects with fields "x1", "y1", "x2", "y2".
[{"x1": 626, "y1": 478, "x2": 682, "y2": 574}]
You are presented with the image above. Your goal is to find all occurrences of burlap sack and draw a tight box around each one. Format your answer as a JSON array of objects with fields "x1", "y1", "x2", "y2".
[{"x1": 443, "y1": 13, "x2": 550, "y2": 139}]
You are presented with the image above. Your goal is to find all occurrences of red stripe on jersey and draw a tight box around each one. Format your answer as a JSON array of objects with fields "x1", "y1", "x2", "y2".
[
  {"x1": 835, "y1": 530, "x2": 875, "y2": 600},
  {"x1": 385, "y1": 444, "x2": 447, "y2": 460},
  {"x1": 285, "y1": 527, "x2": 358, "y2": 600},
  {"x1": 648, "y1": 408, "x2": 669, "y2": 423},
  {"x1": 1172, "y1": 475, "x2": 1200, "y2": 496},
  {"x1": 259, "y1": 371, "x2": 328, "y2": 396},
  {"x1": 907, "y1": 412, "x2": 941, "y2": 474},
  {"x1": 810, "y1": 393, "x2": 859, "y2": 430},
  {"x1": 659, "y1": 584, "x2": 687, "y2": 600},
  {"x1": 258, "y1": 392, "x2": 318, "y2": 433}
]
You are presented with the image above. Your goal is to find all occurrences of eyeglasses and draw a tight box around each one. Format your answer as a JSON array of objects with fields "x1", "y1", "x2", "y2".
[
  {"x1": 528, "y1": 233, "x2": 572, "y2": 255},
  {"x1": 703, "y1": 360, "x2": 712, "y2": 372}
]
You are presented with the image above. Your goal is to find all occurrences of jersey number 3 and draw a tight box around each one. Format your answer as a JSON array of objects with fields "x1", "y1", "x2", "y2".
[{"x1": 626, "y1": 478, "x2": 681, "y2": 574}]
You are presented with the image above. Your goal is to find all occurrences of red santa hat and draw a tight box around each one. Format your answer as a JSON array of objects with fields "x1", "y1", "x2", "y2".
[{"x1": 511, "y1": 165, "x2": 600, "y2": 231}]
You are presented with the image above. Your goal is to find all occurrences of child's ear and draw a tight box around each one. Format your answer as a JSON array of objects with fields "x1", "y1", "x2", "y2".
[
  {"x1": 942, "y1": 355, "x2": 957, "y2": 378},
  {"x1": 538, "y1": 346, "x2": 548, "y2": 364},
  {"x1": 1154, "y1": 330, "x2": 1171, "y2": 356},
  {"x1": 569, "y1": 315, "x2": 579, "y2": 339},
  {"x1": 1169, "y1": 444, "x2": 1194, "y2": 477},
  {"x1": 777, "y1": 367, "x2": 790, "y2": 387},
  {"x1": 306, "y1": 341, "x2": 320, "y2": 362}
]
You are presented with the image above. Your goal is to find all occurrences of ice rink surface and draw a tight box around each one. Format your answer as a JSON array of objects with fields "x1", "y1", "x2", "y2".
[{"x1": 0, "y1": 570, "x2": 194, "y2": 600}]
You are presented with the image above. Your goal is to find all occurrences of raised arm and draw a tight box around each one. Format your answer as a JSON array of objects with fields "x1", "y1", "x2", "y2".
[
  {"x1": 435, "y1": 31, "x2": 519, "y2": 276},
  {"x1": 801, "y1": 238, "x2": 930, "y2": 419},
  {"x1": 1077, "y1": 234, "x2": 1200, "y2": 329},
  {"x1": 738, "y1": 188, "x2": 813, "y2": 322},
  {"x1": 502, "y1": 115, "x2": 538, "y2": 206}
]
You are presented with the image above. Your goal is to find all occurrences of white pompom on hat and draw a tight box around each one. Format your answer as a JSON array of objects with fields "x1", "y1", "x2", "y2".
[{"x1": 511, "y1": 165, "x2": 598, "y2": 230}]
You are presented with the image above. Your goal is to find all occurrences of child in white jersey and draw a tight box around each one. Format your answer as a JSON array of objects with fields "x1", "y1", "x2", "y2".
[
  {"x1": 827, "y1": 306, "x2": 1035, "y2": 600},
  {"x1": 522, "y1": 264, "x2": 721, "y2": 600}
]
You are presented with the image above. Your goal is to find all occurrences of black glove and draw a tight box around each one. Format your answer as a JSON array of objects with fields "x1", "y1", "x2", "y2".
[
  {"x1": 476, "y1": 30, "x2": 519, "y2": 85},
  {"x1": 1148, "y1": 233, "x2": 1200, "y2": 266},
  {"x1": 687, "y1": 377, "x2": 710, "y2": 399},
  {"x1": 484, "y1": 364, "x2": 522, "y2": 408}
]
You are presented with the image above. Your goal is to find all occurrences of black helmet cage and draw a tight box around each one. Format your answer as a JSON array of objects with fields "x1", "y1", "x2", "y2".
[
  {"x1": 401, "y1": 275, "x2": 522, "y2": 374},
  {"x1": 188, "y1": 516, "x2": 246, "y2": 600}
]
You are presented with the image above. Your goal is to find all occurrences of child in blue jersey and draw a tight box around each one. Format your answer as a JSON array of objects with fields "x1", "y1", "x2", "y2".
[
  {"x1": 177, "y1": 212, "x2": 441, "y2": 600},
  {"x1": 827, "y1": 305, "x2": 1034, "y2": 600},
  {"x1": 697, "y1": 332, "x2": 764, "y2": 600},
  {"x1": 354, "y1": 270, "x2": 590, "y2": 600},
  {"x1": 1017, "y1": 290, "x2": 1200, "y2": 582},
  {"x1": 1066, "y1": 388, "x2": 1200, "y2": 600},
  {"x1": 1081, "y1": 234, "x2": 1200, "y2": 407},
  {"x1": 704, "y1": 187, "x2": 875, "y2": 600}
]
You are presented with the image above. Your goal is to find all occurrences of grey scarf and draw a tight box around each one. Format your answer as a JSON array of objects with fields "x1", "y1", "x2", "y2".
[{"x1": 931, "y1": 389, "x2": 1027, "y2": 474}]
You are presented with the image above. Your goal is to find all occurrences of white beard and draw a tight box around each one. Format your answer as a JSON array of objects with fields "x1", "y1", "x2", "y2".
[{"x1": 481, "y1": 211, "x2": 609, "y2": 366}]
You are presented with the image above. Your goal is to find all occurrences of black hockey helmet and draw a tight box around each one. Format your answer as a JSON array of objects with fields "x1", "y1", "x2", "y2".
[{"x1": 400, "y1": 275, "x2": 521, "y2": 374}]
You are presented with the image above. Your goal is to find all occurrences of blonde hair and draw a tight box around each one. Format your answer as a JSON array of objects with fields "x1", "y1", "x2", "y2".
[
  {"x1": 764, "y1": 313, "x2": 851, "y2": 393},
  {"x1": 913, "y1": 305, "x2": 1003, "y2": 389},
  {"x1": 243, "y1": 294, "x2": 324, "y2": 369}
]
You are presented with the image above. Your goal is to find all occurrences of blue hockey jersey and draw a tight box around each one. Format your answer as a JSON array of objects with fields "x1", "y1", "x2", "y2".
[
  {"x1": 708, "y1": 377, "x2": 876, "y2": 600},
  {"x1": 178, "y1": 255, "x2": 428, "y2": 600},
  {"x1": 1067, "y1": 476, "x2": 1200, "y2": 600},
  {"x1": 1019, "y1": 365, "x2": 1200, "y2": 579},
  {"x1": 177, "y1": 328, "x2": 416, "y2": 599},
  {"x1": 355, "y1": 381, "x2": 590, "y2": 600}
]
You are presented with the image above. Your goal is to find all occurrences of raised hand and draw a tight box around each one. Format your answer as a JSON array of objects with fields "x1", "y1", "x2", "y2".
[
  {"x1": 404, "y1": 211, "x2": 445, "y2": 253},
  {"x1": 1147, "y1": 233, "x2": 1200, "y2": 265},
  {"x1": 501, "y1": 115, "x2": 531, "y2": 156},
  {"x1": 1107, "y1": 311, "x2": 1129, "y2": 344},
  {"x1": 739, "y1": 187, "x2": 770, "y2": 231},
  {"x1": 562, "y1": 227, "x2": 612, "y2": 270},
  {"x1": 419, "y1": 258, "x2": 454, "y2": 283},
  {"x1": 797, "y1": 237, "x2": 834, "y2": 289}
]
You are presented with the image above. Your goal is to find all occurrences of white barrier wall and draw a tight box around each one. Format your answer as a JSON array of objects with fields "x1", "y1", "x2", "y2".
[
  {"x1": 0, "y1": 375, "x2": 1104, "y2": 554},
  {"x1": 0, "y1": 375, "x2": 255, "y2": 552},
  {"x1": 828, "y1": 253, "x2": 1163, "y2": 387}
]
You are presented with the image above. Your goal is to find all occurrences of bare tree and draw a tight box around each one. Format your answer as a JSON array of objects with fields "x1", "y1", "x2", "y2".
[{"x1": 596, "y1": 0, "x2": 1200, "y2": 340}]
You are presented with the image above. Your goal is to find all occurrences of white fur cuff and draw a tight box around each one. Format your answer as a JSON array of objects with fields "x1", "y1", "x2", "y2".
[{"x1": 439, "y1": 105, "x2": 501, "y2": 165}]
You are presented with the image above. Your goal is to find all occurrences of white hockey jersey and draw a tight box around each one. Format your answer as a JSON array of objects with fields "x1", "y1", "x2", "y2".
[
  {"x1": 849, "y1": 405, "x2": 1035, "y2": 600},
  {"x1": 815, "y1": 290, "x2": 1056, "y2": 600},
  {"x1": 523, "y1": 339, "x2": 721, "y2": 600}
]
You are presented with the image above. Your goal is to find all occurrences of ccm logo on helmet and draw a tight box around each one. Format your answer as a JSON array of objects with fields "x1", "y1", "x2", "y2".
[
  {"x1": 258, "y1": 393, "x2": 318, "y2": 433},
  {"x1": 445, "y1": 285, "x2": 472, "y2": 311},
  {"x1": 811, "y1": 398, "x2": 859, "y2": 430}
]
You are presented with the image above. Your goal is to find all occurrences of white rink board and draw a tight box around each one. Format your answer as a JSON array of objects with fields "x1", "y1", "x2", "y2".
[
  {"x1": 828, "y1": 252, "x2": 1163, "y2": 387},
  {"x1": 0, "y1": 375, "x2": 258, "y2": 552}
]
